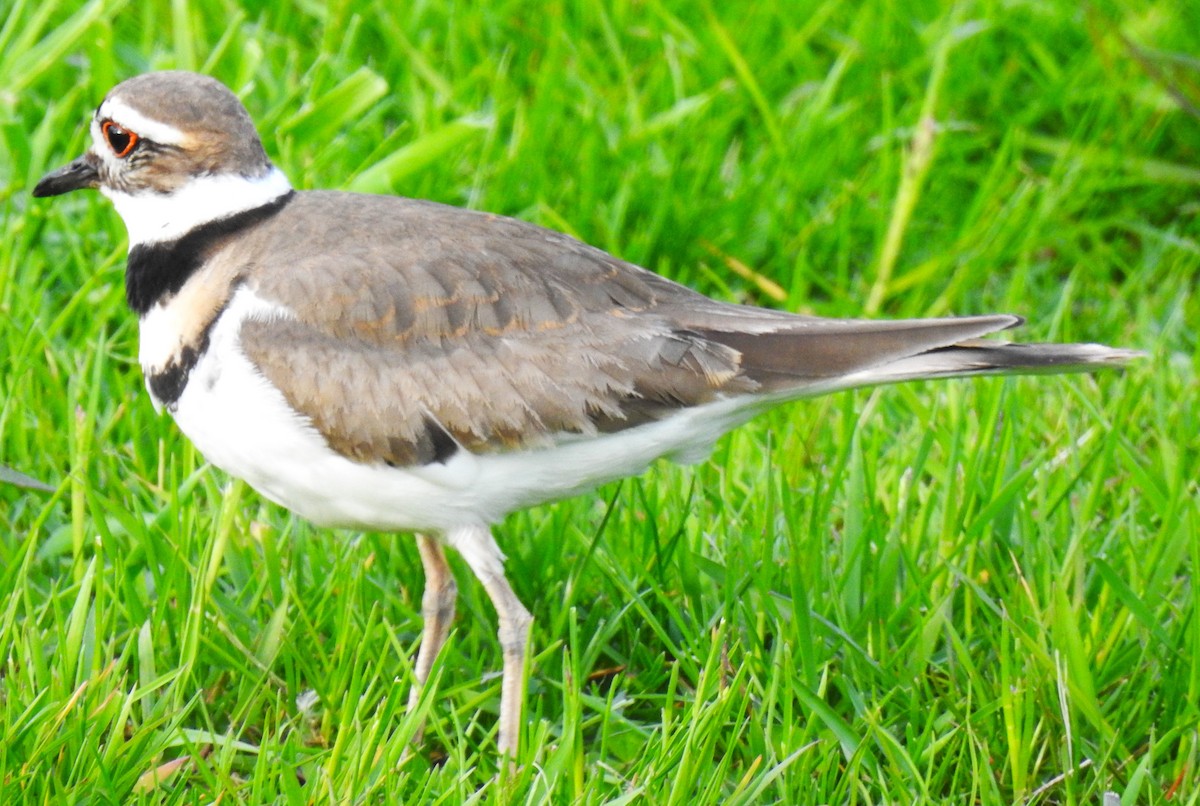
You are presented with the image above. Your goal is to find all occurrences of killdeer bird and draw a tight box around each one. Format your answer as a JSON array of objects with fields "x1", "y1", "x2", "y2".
[{"x1": 33, "y1": 71, "x2": 1138, "y2": 757}]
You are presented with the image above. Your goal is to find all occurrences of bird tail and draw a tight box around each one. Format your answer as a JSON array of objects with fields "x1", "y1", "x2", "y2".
[
  {"x1": 691, "y1": 313, "x2": 1141, "y2": 395},
  {"x1": 843, "y1": 339, "x2": 1144, "y2": 387}
]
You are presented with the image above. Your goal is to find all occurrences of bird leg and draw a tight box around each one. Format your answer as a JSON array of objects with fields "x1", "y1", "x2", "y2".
[
  {"x1": 406, "y1": 533, "x2": 458, "y2": 743},
  {"x1": 446, "y1": 524, "x2": 533, "y2": 757}
]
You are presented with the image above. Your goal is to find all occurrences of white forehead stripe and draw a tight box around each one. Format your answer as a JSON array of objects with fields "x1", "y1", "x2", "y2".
[
  {"x1": 102, "y1": 166, "x2": 293, "y2": 247},
  {"x1": 97, "y1": 97, "x2": 188, "y2": 146}
]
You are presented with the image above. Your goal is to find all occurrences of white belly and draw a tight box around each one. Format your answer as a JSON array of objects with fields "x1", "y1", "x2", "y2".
[{"x1": 145, "y1": 288, "x2": 773, "y2": 533}]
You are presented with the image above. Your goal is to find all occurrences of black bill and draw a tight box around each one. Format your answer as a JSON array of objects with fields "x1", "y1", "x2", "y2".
[{"x1": 32, "y1": 155, "x2": 100, "y2": 197}]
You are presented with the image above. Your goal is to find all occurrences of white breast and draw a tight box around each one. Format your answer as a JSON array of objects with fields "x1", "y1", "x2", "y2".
[{"x1": 139, "y1": 301, "x2": 186, "y2": 379}]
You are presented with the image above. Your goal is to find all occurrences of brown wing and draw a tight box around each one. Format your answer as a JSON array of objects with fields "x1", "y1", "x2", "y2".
[
  {"x1": 235, "y1": 191, "x2": 1021, "y2": 467},
  {"x1": 236, "y1": 192, "x2": 764, "y2": 466},
  {"x1": 240, "y1": 315, "x2": 754, "y2": 466}
]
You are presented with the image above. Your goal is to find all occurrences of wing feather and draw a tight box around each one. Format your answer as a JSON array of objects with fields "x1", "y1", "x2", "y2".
[{"x1": 231, "y1": 192, "x2": 1035, "y2": 468}]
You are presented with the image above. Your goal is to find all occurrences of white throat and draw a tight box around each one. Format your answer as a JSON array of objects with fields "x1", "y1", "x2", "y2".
[{"x1": 103, "y1": 166, "x2": 293, "y2": 248}]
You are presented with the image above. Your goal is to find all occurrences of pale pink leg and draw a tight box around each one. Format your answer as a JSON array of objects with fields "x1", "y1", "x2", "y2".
[
  {"x1": 445, "y1": 524, "x2": 533, "y2": 757},
  {"x1": 406, "y1": 533, "x2": 458, "y2": 743}
]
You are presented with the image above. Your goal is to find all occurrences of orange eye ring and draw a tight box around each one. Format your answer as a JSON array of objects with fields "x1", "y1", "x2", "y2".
[{"x1": 101, "y1": 120, "x2": 139, "y2": 158}]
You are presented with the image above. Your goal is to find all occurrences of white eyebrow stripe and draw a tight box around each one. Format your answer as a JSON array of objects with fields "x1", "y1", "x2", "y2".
[{"x1": 98, "y1": 98, "x2": 187, "y2": 146}]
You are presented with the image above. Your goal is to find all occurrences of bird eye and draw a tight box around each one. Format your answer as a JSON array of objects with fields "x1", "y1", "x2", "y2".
[{"x1": 101, "y1": 121, "x2": 139, "y2": 158}]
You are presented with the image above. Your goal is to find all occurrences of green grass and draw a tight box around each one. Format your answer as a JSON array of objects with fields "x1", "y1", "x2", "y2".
[{"x1": 1, "y1": 0, "x2": 1197, "y2": 802}]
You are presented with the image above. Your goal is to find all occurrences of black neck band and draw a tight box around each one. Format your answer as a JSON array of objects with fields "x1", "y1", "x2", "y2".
[{"x1": 125, "y1": 191, "x2": 294, "y2": 314}]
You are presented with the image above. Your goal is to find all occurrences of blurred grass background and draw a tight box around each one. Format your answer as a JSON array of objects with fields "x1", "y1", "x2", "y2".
[{"x1": 1, "y1": 0, "x2": 1197, "y2": 802}]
